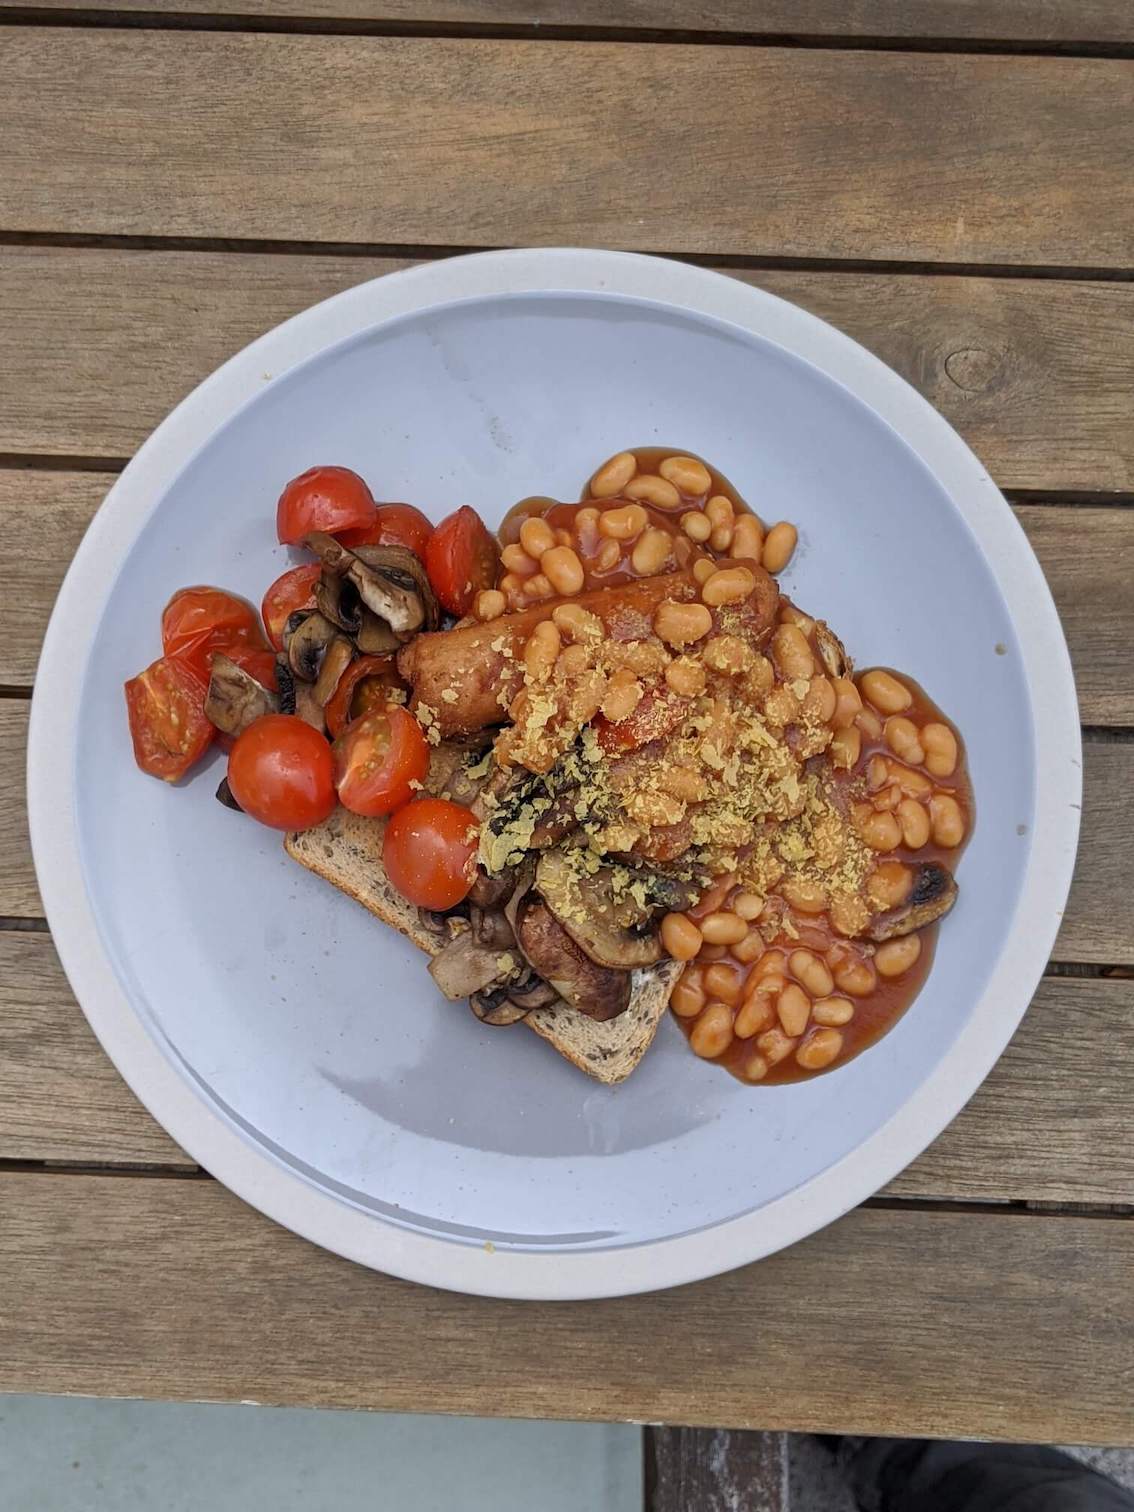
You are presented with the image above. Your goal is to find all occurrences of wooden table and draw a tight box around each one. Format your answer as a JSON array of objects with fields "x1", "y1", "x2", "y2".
[{"x1": 1, "y1": 0, "x2": 1132, "y2": 1463}]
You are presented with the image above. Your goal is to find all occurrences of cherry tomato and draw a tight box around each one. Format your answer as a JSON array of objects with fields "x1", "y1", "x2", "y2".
[
  {"x1": 424, "y1": 505, "x2": 500, "y2": 616},
  {"x1": 125, "y1": 655, "x2": 214, "y2": 782},
  {"x1": 262, "y1": 564, "x2": 321, "y2": 650},
  {"x1": 324, "y1": 655, "x2": 409, "y2": 739},
  {"x1": 593, "y1": 685, "x2": 688, "y2": 754},
  {"x1": 383, "y1": 798, "x2": 479, "y2": 911},
  {"x1": 161, "y1": 586, "x2": 267, "y2": 684},
  {"x1": 338, "y1": 503, "x2": 433, "y2": 558},
  {"x1": 276, "y1": 466, "x2": 376, "y2": 546},
  {"x1": 227, "y1": 714, "x2": 336, "y2": 830},
  {"x1": 334, "y1": 706, "x2": 429, "y2": 817}
]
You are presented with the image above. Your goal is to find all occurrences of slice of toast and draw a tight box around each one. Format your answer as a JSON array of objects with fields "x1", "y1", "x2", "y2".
[{"x1": 284, "y1": 769, "x2": 681, "y2": 1084}]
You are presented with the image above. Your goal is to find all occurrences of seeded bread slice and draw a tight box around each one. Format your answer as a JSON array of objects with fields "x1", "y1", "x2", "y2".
[{"x1": 284, "y1": 758, "x2": 680, "y2": 1084}]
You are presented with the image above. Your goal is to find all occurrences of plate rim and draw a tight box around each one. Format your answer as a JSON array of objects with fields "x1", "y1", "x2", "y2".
[{"x1": 27, "y1": 247, "x2": 1081, "y2": 1300}]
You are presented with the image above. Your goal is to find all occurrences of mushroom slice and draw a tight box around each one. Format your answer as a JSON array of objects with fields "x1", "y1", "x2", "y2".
[
  {"x1": 506, "y1": 973, "x2": 559, "y2": 1011},
  {"x1": 428, "y1": 928, "x2": 516, "y2": 1001},
  {"x1": 204, "y1": 652, "x2": 278, "y2": 737},
  {"x1": 469, "y1": 904, "x2": 515, "y2": 950},
  {"x1": 215, "y1": 776, "x2": 243, "y2": 812},
  {"x1": 535, "y1": 849, "x2": 663, "y2": 970},
  {"x1": 304, "y1": 532, "x2": 438, "y2": 638},
  {"x1": 287, "y1": 610, "x2": 339, "y2": 682},
  {"x1": 867, "y1": 862, "x2": 958, "y2": 941},
  {"x1": 470, "y1": 986, "x2": 531, "y2": 1026},
  {"x1": 355, "y1": 611, "x2": 401, "y2": 655},
  {"x1": 515, "y1": 898, "x2": 632, "y2": 1022},
  {"x1": 314, "y1": 570, "x2": 363, "y2": 635},
  {"x1": 814, "y1": 618, "x2": 851, "y2": 679},
  {"x1": 312, "y1": 634, "x2": 354, "y2": 707},
  {"x1": 467, "y1": 865, "x2": 514, "y2": 909}
]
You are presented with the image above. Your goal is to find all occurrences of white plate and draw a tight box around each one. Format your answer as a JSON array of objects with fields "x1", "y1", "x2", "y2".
[{"x1": 28, "y1": 249, "x2": 1080, "y2": 1300}]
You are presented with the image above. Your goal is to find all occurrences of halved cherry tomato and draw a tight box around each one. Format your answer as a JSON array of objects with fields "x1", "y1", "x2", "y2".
[
  {"x1": 324, "y1": 655, "x2": 409, "y2": 739},
  {"x1": 276, "y1": 465, "x2": 377, "y2": 545},
  {"x1": 424, "y1": 505, "x2": 500, "y2": 616},
  {"x1": 593, "y1": 684, "x2": 688, "y2": 755},
  {"x1": 125, "y1": 655, "x2": 214, "y2": 782},
  {"x1": 334, "y1": 705, "x2": 429, "y2": 817},
  {"x1": 262, "y1": 564, "x2": 321, "y2": 650},
  {"x1": 383, "y1": 797, "x2": 479, "y2": 910},
  {"x1": 339, "y1": 503, "x2": 433, "y2": 558},
  {"x1": 161, "y1": 586, "x2": 267, "y2": 684},
  {"x1": 227, "y1": 714, "x2": 336, "y2": 830}
]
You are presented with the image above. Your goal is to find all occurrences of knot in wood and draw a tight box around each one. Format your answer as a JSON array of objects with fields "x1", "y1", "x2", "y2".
[{"x1": 944, "y1": 346, "x2": 1004, "y2": 394}]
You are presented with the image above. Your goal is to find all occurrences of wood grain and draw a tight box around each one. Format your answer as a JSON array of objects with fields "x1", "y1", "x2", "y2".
[
  {"x1": 2, "y1": 931, "x2": 1131, "y2": 1204},
  {"x1": 646, "y1": 1428, "x2": 787, "y2": 1512},
  {"x1": 4, "y1": 0, "x2": 1130, "y2": 46},
  {"x1": 2, "y1": 34, "x2": 1132, "y2": 267},
  {"x1": 2, "y1": 1172, "x2": 1131, "y2": 1442},
  {"x1": 4, "y1": 250, "x2": 1134, "y2": 493}
]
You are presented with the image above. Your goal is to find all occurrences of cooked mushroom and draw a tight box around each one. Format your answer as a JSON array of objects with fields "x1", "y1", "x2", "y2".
[
  {"x1": 469, "y1": 905, "x2": 515, "y2": 950},
  {"x1": 467, "y1": 865, "x2": 514, "y2": 909},
  {"x1": 314, "y1": 569, "x2": 363, "y2": 635},
  {"x1": 204, "y1": 653, "x2": 278, "y2": 737},
  {"x1": 355, "y1": 611, "x2": 401, "y2": 655},
  {"x1": 814, "y1": 618, "x2": 851, "y2": 679},
  {"x1": 428, "y1": 927, "x2": 517, "y2": 1001},
  {"x1": 514, "y1": 897, "x2": 632, "y2": 1021},
  {"x1": 215, "y1": 776, "x2": 243, "y2": 811},
  {"x1": 312, "y1": 633, "x2": 354, "y2": 707},
  {"x1": 534, "y1": 849, "x2": 695, "y2": 970},
  {"x1": 275, "y1": 655, "x2": 297, "y2": 715},
  {"x1": 867, "y1": 861, "x2": 958, "y2": 941},
  {"x1": 287, "y1": 610, "x2": 339, "y2": 682},
  {"x1": 505, "y1": 972, "x2": 559, "y2": 1011},
  {"x1": 469, "y1": 986, "x2": 531, "y2": 1026},
  {"x1": 304, "y1": 532, "x2": 438, "y2": 639}
]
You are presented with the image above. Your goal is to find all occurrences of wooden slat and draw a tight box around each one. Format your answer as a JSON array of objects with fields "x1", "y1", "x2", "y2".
[
  {"x1": 2, "y1": 930, "x2": 1131, "y2": 1204},
  {"x1": 4, "y1": 250, "x2": 1134, "y2": 493},
  {"x1": 2, "y1": 1171, "x2": 1130, "y2": 1443},
  {"x1": 3, "y1": 0, "x2": 1130, "y2": 46},
  {"x1": 0, "y1": 705, "x2": 37, "y2": 917},
  {"x1": 2, "y1": 34, "x2": 1133, "y2": 268}
]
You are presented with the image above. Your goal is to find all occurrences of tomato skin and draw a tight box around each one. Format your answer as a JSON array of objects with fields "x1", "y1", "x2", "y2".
[
  {"x1": 594, "y1": 685, "x2": 687, "y2": 754},
  {"x1": 276, "y1": 466, "x2": 376, "y2": 545},
  {"x1": 125, "y1": 655, "x2": 214, "y2": 782},
  {"x1": 262, "y1": 564, "x2": 321, "y2": 650},
  {"x1": 227, "y1": 714, "x2": 336, "y2": 830},
  {"x1": 222, "y1": 643, "x2": 279, "y2": 693},
  {"x1": 161, "y1": 586, "x2": 266, "y2": 684},
  {"x1": 338, "y1": 503, "x2": 433, "y2": 558},
  {"x1": 424, "y1": 506, "x2": 500, "y2": 616},
  {"x1": 324, "y1": 655, "x2": 408, "y2": 739},
  {"x1": 383, "y1": 798, "x2": 479, "y2": 911},
  {"x1": 334, "y1": 706, "x2": 429, "y2": 817}
]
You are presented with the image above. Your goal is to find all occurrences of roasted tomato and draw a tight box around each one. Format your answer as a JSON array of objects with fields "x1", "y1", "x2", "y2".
[
  {"x1": 383, "y1": 797, "x2": 479, "y2": 910},
  {"x1": 124, "y1": 655, "x2": 214, "y2": 782},
  {"x1": 227, "y1": 714, "x2": 336, "y2": 830},
  {"x1": 262, "y1": 564, "x2": 321, "y2": 650},
  {"x1": 161, "y1": 586, "x2": 267, "y2": 685},
  {"x1": 339, "y1": 503, "x2": 433, "y2": 558},
  {"x1": 424, "y1": 505, "x2": 499, "y2": 616},
  {"x1": 222, "y1": 643, "x2": 279, "y2": 693},
  {"x1": 593, "y1": 684, "x2": 688, "y2": 754},
  {"x1": 334, "y1": 705, "x2": 429, "y2": 817},
  {"x1": 323, "y1": 655, "x2": 409, "y2": 739},
  {"x1": 276, "y1": 465, "x2": 377, "y2": 546}
]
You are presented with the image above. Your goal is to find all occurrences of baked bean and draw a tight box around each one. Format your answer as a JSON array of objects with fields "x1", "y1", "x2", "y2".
[
  {"x1": 892, "y1": 762, "x2": 932, "y2": 799},
  {"x1": 756, "y1": 1026, "x2": 798, "y2": 1066},
  {"x1": 735, "y1": 987, "x2": 776, "y2": 1038},
  {"x1": 474, "y1": 589, "x2": 506, "y2": 621},
  {"x1": 598, "y1": 503, "x2": 648, "y2": 542},
  {"x1": 789, "y1": 949, "x2": 834, "y2": 999},
  {"x1": 856, "y1": 807, "x2": 902, "y2": 852},
  {"x1": 590, "y1": 450, "x2": 637, "y2": 499},
  {"x1": 518, "y1": 516, "x2": 556, "y2": 559},
  {"x1": 701, "y1": 565, "x2": 755, "y2": 607},
  {"x1": 922, "y1": 722, "x2": 958, "y2": 777},
  {"x1": 659, "y1": 455, "x2": 712, "y2": 496},
  {"x1": 575, "y1": 504, "x2": 600, "y2": 534},
  {"x1": 742, "y1": 1052, "x2": 769, "y2": 1082},
  {"x1": 780, "y1": 875, "x2": 828, "y2": 913},
  {"x1": 729, "y1": 514, "x2": 764, "y2": 562},
  {"x1": 930, "y1": 793, "x2": 966, "y2": 847},
  {"x1": 703, "y1": 635, "x2": 752, "y2": 677},
  {"x1": 601, "y1": 670, "x2": 644, "y2": 723},
  {"x1": 692, "y1": 557, "x2": 717, "y2": 585},
  {"x1": 704, "y1": 962, "x2": 744, "y2": 1005},
  {"x1": 750, "y1": 949, "x2": 787, "y2": 981},
  {"x1": 501, "y1": 543, "x2": 539, "y2": 577},
  {"x1": 860, "y1": 669, "x2": 912, "y2": 714},
  {"x1": 710, "y1": 521, "x2": 735, "y2": 553},
  {"x1": 670, "y1": 968, "x2": 705, "y2": 1018},
  {"x1": 885, "y1": 715, "x2": 925, "y2": 766},
  {"x1": 690, "y1": 1001, "x2": 735, "y2": 1059},
  {"x1": 764, "y1": 683, "x2": 800, "y2": 728},
  {"x1": 631, "y1": 527, "x2": 673, "y2": 576},
  {"x1": 829, "y1": 725, "x2": 861, "y2": 771},
  {"x1": 829, "y1": 893, "x2": 870, "y2": 938},
  {"x1": 595, "y1": 538, "x2": 621, "y2": 572},
  {"x1": 733, "y1": 927, "x2": 767, "y2": 964},
  {"x1": 813, "y1": 996, "x2": 854, "y2": 1027},
  {"x1": 525, "y1": 573, "x2": 553, "y2": 602},
  {"x1": 747, "y1": 655, "x2": 774, "y2": 696},
  {"x1": 674, "y1": 534, "x2": 694, "y2": 568},
  {"x1": 542, "y1": 545, "x2": 585, "y2": 596},
  {"x1": 796, "y1": 1028, "x2": 843, "y2": 1070},
  {"x1": 658, "y1": 764, "x2": 707, "y2": 802},
  {"x1": 556, "y1": 643, "x2": 591, "y2": 678},
  {"x1": 779, "y1": 603, "x2": 815, "y2": 633},
  {"x1": 831, "y1": 676, "x2": 862, "y2": 729},
  {"x1": 499, "y1": 571, "x2": 527, "y2": 601},
  {"x1": 867, "y1": 860, "x2": 913, "y2": 910},
  {"x1": 661, "y1": 912, "x2": 702, "y2": 961},
  {"x1": 706, "y1": 495, "x2": 734, "y2": 530},
  {"x1": 698, "y1": 943, "x2": 728, "y2": 961},
  {"x1": 733, "y1": 891, "x2": 763, "y2": 921},
  {"x1": 523, "y1": 620, "x2": 561, "y2": 681},
  {"x1": 701, "y1": 910, "x2": 748, "y2": 946},
  {"x1": 897, "y1": 797, "x2": 930, "y2": 849},
  {"x1": 654, "y1": 599, "x2": 713, "y2": 647},
  {"x1": 552, "y1": 602, "x2": 603, "y2": 643},
  {"x1": 873, "y1": 783, "x2": 901, "y2": 813},
  {"x1": 772, "y1": 623, "x2": 815, "y2": 680},
  {"x1": 555, "y1": 527, "x2": 573, "y2": 547},
  {"x1": 866, "y1": 755, "x2": 891, "y2": 792},
  {"x1": 624, "y1": 475, "x2": 681, "y2": 509},
  {"x1": 665, "y1": 656, "x2": 707, "y2": 697},
  {"x1": 803, "y1": 675, "x2": 837, "y2": 724},
  {"x1": 697, "y1": 873, "x2": 738, "y2": 914},
  {"x1": 856, "y1": 707, "x2": 883, "y2": 740},
  {"x1": 876, "y1": 934, "x2": 922, "y2": 977},
  {"x1": 762, "y1": 522, "x2": 797, "y2": 573},
  {"x1": 832, "y1": 955, "x2": 877, "y2": 997},
  {"x1": 681, "y1": 510, "x2": 712, "y2": 542}
]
